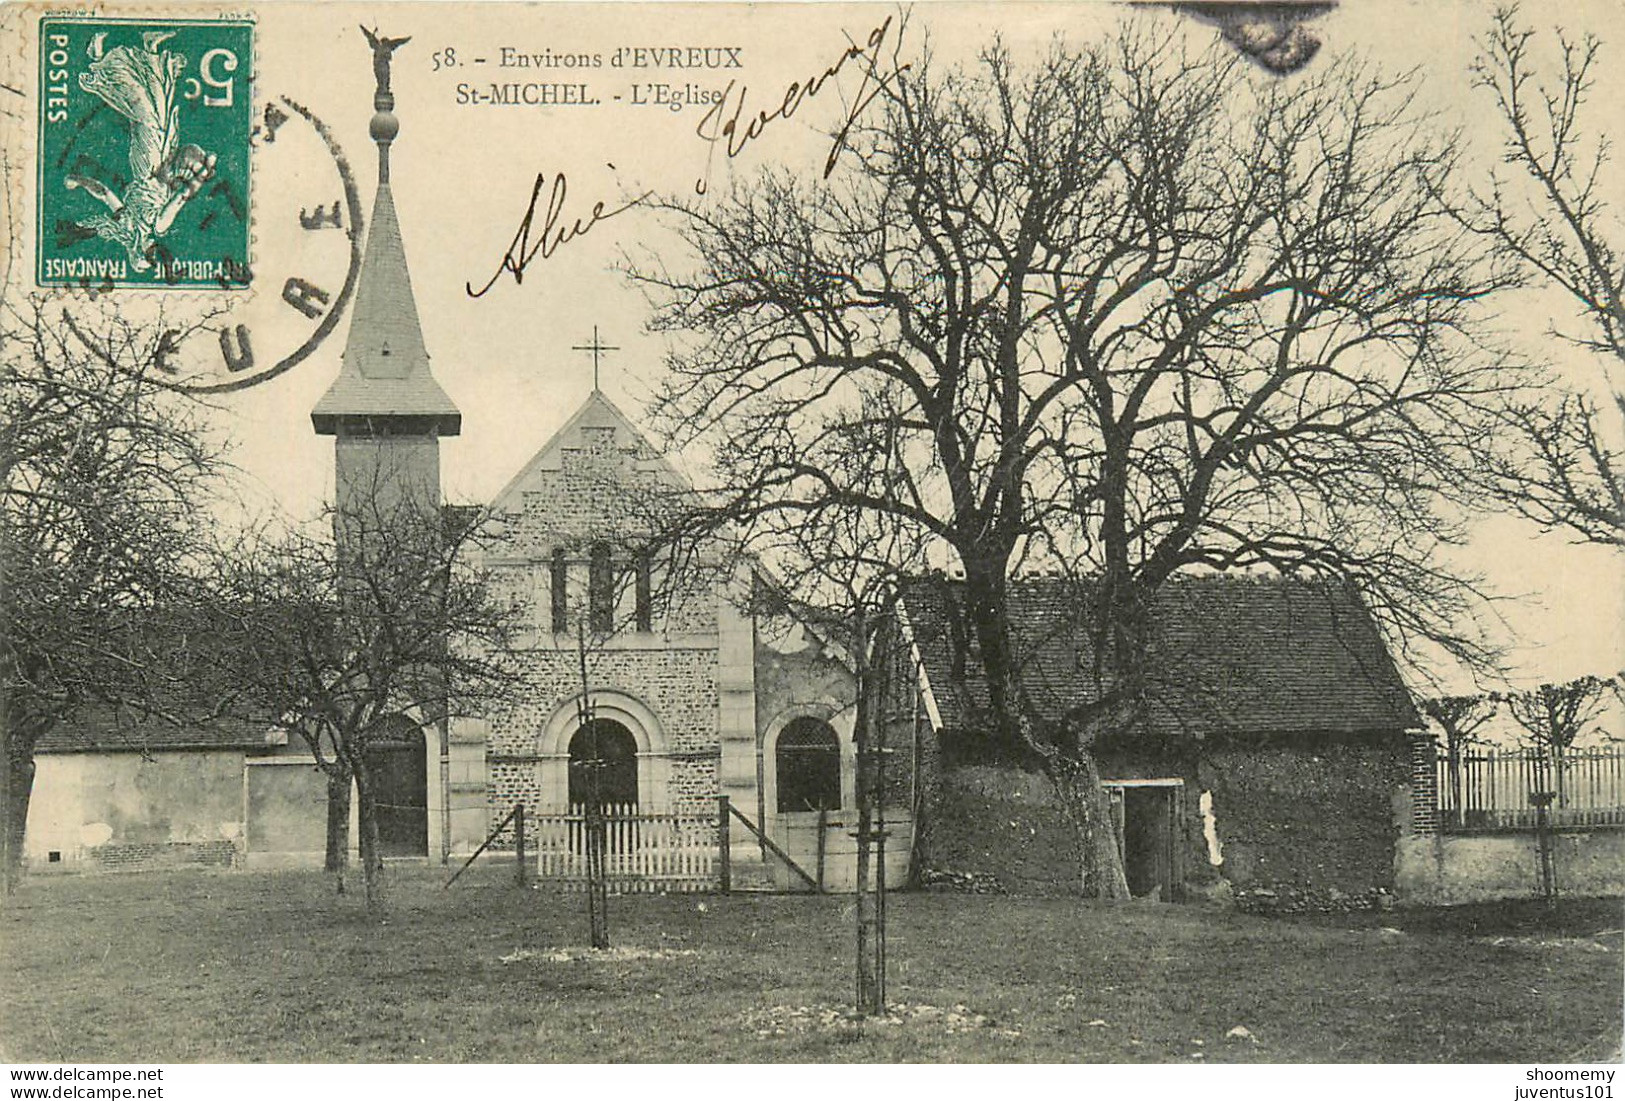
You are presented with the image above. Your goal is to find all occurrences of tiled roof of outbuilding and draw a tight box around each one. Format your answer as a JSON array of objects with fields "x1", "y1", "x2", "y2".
[
  {"x1": 35, "y1": 709, "x2": 280, "y2": 754},
  {"x1": 900, "y1": 574, "x2": 1420, "y2": 740}
]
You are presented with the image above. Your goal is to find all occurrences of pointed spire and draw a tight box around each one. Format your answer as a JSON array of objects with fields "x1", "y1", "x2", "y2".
[{"x1": 312, "y1": 30, "x2": 459, "y2": 437}]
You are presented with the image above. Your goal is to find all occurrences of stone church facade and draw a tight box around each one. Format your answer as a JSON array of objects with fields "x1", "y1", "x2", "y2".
[
  {"x1": 296, "y1": 56, "x2": 896, "y2": 888},
  {"x1": 452, "y1": 391, "x2": 900, "y2": 889}
]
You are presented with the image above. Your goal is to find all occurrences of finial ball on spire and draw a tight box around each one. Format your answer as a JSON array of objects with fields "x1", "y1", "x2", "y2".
[{"x1": 370, "y1": 111, "x2": 399, "y2": 143}]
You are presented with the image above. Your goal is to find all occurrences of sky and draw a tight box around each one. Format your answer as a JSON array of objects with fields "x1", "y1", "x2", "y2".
[{"x1": 7, "y1": 0, "x2": 1623, "y2": 708}]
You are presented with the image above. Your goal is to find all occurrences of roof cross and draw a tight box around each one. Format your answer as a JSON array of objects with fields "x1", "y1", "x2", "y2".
[{"x1": 571, "y1": 325, "x2": 619, "y2": 392}]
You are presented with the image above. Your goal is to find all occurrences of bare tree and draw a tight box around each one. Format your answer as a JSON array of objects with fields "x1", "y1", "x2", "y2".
[
  {"x1": 632, "y1": 26, "x2": 1533, "y2": 896},
  {"x1": 1506, "y1": 674, "x2": 1616, "y2": 804},
  {"x1": 545, "y1": 531, "x2": 668, "y2": 951},
  {"x1": 1, "y1": 296, "x2": 221, "y2": 894},
  {"x1": 739, "y1": 501, "x2": 925, "y2": 1012},
  {"x1": 212, "y1": 475, "x2": 522, "y2": 911},
  {"x1": 1470, "y1": 6, "x2": 1625, "y2": 544}
]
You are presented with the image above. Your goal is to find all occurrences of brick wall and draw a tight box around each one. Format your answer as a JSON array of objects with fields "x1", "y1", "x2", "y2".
[
  {"x1": 1406, "y1": 731, "x2": 1439, "y2": 835},
  {"x1": 87, "y1": 840, "x2": 237, "y2": 871}
]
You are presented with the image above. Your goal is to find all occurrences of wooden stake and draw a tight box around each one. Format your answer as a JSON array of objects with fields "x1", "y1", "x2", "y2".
[{"x1": 718, "y1": 795, "x2": 732, "y2": 894}]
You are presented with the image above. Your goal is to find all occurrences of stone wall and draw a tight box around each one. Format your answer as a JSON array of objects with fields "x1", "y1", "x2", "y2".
[
  {"x1": 914, "y1": 762, "x2": 1081, "y2": 895},
  {"x1": 25, "y1": 750, "x2": 253, "y2": 869},
  {"x1": 913, "y1": 730, "x2": 1408, "y2": 908},
  {"x1": 484, "y1": 643, "x2": 724, "y2": 833},
  {"x1": 479, "y1": 394, "x2": 736, "y2": 835},
  {"x1": 1396, "y1": 828, "x2": 1625, "y2": 904},
  {"x1": 1200, "y1": 740, "x2": 1406, "y2": 911}
]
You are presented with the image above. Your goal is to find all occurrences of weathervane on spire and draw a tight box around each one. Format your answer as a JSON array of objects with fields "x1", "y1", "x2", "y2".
[
  {"x1": 360, "y1": 26, "x2": 411, "y2": 181},
  {"x1": 361, "y1": 26, "x2": 411, "y2": 106}
]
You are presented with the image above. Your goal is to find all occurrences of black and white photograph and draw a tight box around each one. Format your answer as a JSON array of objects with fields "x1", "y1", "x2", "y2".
[{"x1": 0, "y1": 0, "x2": 1620, "y2": 1085}]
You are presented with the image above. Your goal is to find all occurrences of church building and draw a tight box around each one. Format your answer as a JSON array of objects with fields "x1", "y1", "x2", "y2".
[
  {"x1": 302, "y1": 43, "x2": 901, "y2": 892},
  {"x1": 22, "y1": 36, "x2": 1438, "y2": 910},
  {"x1": 455, "y1": 389, "x2": 899, "y2": 890},
  {"x1": 21, "y1": 36, "x2": 906, "y2": 892}
]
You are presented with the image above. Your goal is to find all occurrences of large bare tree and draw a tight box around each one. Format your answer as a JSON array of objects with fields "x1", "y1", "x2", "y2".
[
  {"x1": 1470, "y1": 6, "x2": 1625, "y2": 543},
  {"x1": 1, "y1": 297, "x2": 221, "y2": 894},
  {"x1": 632, "y1": 26, "x2": 1538, "y2": 896}
]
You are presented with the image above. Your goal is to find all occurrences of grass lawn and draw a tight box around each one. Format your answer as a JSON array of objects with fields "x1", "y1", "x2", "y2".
[{"x1": 0, "y1": 866, "x2": 1618, "y2": 1063}]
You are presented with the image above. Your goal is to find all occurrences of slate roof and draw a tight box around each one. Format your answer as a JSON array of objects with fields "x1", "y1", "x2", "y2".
[
  {"x1": 899, "y1": 574, "x2": 1420, "y2": 741},
  {"x1": 312, "y1": 184, "x2": 461, "y2": 434}
]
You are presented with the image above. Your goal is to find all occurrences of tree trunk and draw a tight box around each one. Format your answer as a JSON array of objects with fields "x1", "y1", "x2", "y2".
[
  {"x1": 324, "y1": 764, "x2": 352, "y2": 895},
  {"x1": 1059, "y1": 750, "x2": 1132, "y2": 899},
  {"x1": 353, "y1": 764, "x2": 385, "y2": 913},
  {"x1": 852, "y1": 618, "x2": 885, "y2": 1015},
  {"x1": 3, "y1": 749, "x2": 36, "y2": 897},
  {"x1": 959, "y1": 555, "x2": 1133, "y2": 900}
]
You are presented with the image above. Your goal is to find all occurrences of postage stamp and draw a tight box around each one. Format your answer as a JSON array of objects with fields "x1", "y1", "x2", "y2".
[{"x1": 37, "y1": 16, "x2": 253, "y2": 288}]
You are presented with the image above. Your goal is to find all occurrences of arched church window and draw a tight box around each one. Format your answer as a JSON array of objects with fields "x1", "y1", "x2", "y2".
[
  {"x1": 550, "y1": 548, "x2": 568, "y2": 634},
  {"x1": 589, "y1": 543, "x2": 614, "y2": 634},
  {"x1": 776, "y1": 717, "x2": 842, "y2": 813},
  {"x1": 635, "y1": 552, "x2": 653, "y2": 633}
]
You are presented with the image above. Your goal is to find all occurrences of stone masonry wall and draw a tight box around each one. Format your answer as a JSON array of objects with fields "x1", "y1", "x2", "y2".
[
  {"x1": 915, "y1": 717, "x2": 1408, "y2": 908},
  {"x1": 477, "y1": 397, "x2": 737, "y2": 841},
  {"x1": 1200, "y1": 739, "x2": 1407, "y2": 911},
  {"x1": 484, "y1": 644, "x2": 722, "y2": 836}
]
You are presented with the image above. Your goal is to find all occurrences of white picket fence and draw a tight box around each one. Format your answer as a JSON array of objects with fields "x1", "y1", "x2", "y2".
[{"x1": 530, "y1": 803, "x2": 718, "y2": 893}]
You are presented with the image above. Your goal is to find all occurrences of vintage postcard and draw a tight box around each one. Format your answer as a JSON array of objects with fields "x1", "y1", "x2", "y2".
[{"x1": 0, "y1": 0, "x2": 1621, "y2": 1080}]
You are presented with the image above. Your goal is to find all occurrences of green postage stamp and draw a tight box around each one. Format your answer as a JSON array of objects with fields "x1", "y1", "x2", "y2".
[{"x1": 38, "y1": 17, "x2": 254, "y2": 288}]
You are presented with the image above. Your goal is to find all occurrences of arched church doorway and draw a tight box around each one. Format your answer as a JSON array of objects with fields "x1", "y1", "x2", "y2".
[
  {"x1": 568, "y1": 719, "x2": 639, "y2": 808},
  {"x1": 365, "y1": 715, "x2": 428, "y2": 857}
]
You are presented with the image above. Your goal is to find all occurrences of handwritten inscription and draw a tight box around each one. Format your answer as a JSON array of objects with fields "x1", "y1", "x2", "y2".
[
  {"x1": 466, "y1": 170, "x2": 650, "y2": 298},
  {"x1": 694, "y1": 14, "x2": 911, "y2": 183},
  {"x1": 466, "y1": 18, "x2": 911, "y2": 297}
]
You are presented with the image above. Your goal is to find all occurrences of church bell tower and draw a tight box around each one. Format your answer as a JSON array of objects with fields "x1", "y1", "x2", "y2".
[{"x1": 311, "y1": 28, "x2": 460, "y2": 522}]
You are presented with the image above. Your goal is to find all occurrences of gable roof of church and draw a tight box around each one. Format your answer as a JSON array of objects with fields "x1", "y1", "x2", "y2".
[
  {"x1": 311, "y1": 153, "x2": 460, "y2": 434},
  {"x1": 489, "y1": 389, "x2": 687, "y2": 515},
  {"x1": 900, "y1": 574, "x2": 1420, "y2": 742}
]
